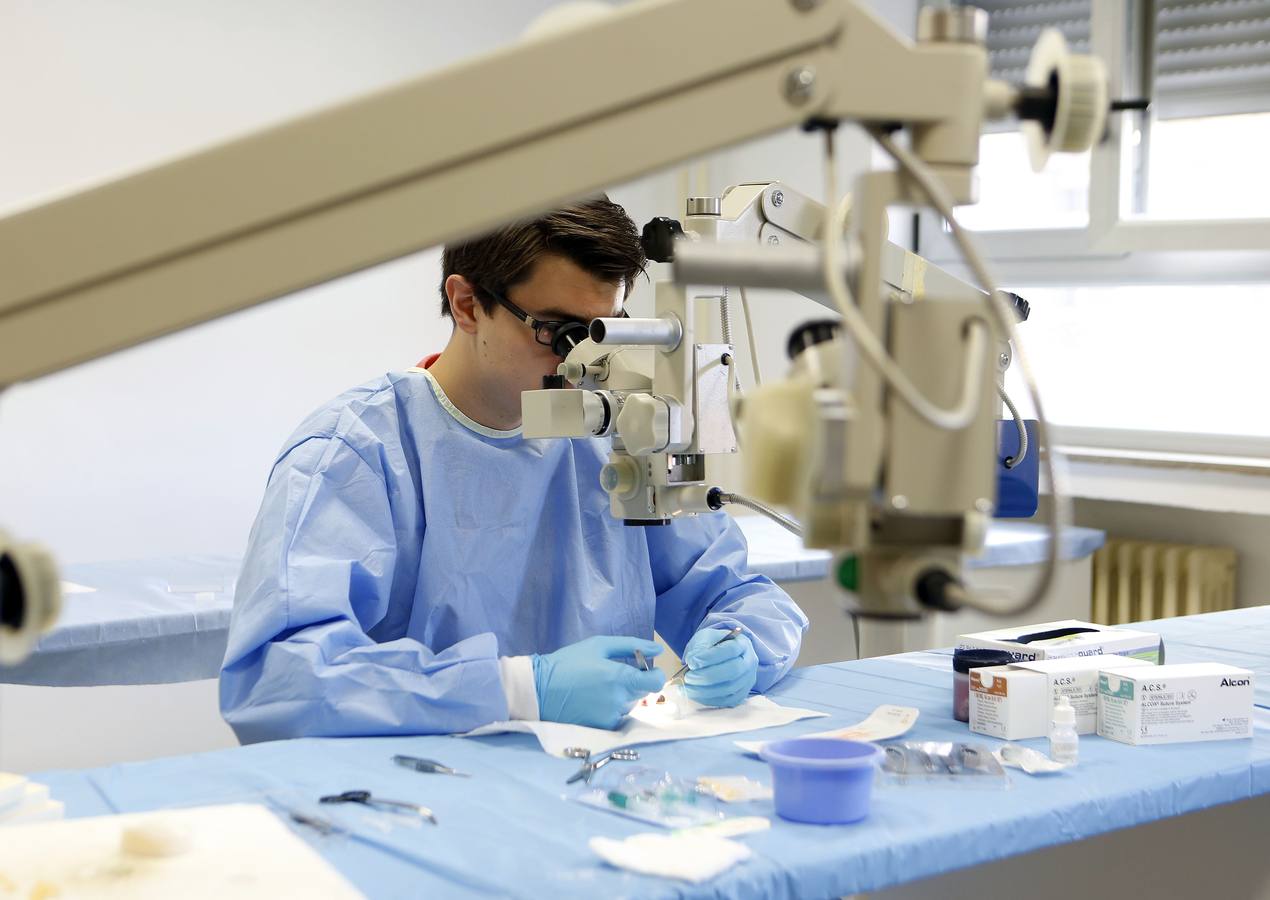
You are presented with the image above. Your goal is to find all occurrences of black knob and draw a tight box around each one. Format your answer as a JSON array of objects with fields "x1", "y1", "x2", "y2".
[
  {"x1": 914, "y1": 569, "x2": 962, "y2": 613},
  {"x1": 1002, "y1": 291, "x2": 1030, "y2": 323},
  {"x1": 787, "y1": 319, "x2": 841, "y2": 360},
  {"x1": 541, "y1": 374, "x2": 565, "y2": 389},
  {"x1": 641, "y1": 217, "x2": 685, "y2": 263},
  {"x1": 0, "y1": 553, "x2": 24, "y2": 629},
  {"x1": 1015, "y1": 83, "x2": 1058, "y2": 135}
]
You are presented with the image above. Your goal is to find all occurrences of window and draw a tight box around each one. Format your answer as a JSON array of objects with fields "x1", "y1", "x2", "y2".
[
  {"x1": 1136, "y1": 112, "x2": 1270, "y2": 220},
  {"x1": 955, "y1": 133, "x2": 1090, "y2": 231},
  {"x1": 919, "y1": 1, "x2": 1270, "y2": 458},
  {"x1": 1005, "y1": 284, "x2": 1270, "y2": 441}
]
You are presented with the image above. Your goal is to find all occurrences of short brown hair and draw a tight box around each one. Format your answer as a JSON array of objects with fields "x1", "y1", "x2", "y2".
[{"x1": 440, "y1": 195, "x2": 646, "y2": 318}]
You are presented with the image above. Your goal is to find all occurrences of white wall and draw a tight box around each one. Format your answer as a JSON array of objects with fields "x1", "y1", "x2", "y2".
[
  {"x1": 1070, "y1": 497, "x2": 1270, "y2": 610},
  {"x1": 0, "y1": 0, "x2": 664, "y2": 563},
  {"x1": 0, "y1": 1, "x2": 927, "y2": 772},
  {"x1": 1, "y1": 0, "x2": 917, "y2": 565}
]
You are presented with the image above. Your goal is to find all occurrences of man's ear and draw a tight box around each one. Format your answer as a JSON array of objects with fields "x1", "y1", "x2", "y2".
[{"x1": 445, "y1": 274, "x2": 483, "y2": 335}]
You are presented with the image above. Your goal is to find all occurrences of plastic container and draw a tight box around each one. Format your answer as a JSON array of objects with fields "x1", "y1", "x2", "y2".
[
  {"x1": 952, "y1": 649, "x2": 1016, "y2": 722},
  {"x1": 759, "y1": 738, "x2": 883, "y2": 824},
  {"x1": 1049, "y1": 694, "x2": 1079, "y2": 765}
]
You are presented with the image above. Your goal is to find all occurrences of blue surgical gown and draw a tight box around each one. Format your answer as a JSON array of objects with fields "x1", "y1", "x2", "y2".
[{"x1": 220, "y1": 369, "x2": 807, "y2": 742}]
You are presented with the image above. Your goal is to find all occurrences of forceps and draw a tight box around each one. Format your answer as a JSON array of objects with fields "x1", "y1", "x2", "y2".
[
  {"x1": 666, "y1": 626, "x2": 743, "y2": 685},
  {"x1": 393, "y1": 755, "x2": 471, "y2": 777}
]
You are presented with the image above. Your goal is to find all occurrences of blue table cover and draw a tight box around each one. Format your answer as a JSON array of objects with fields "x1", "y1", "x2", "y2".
[
  {"x1": 31, "y1": 607, "x2": 1268, "y2": 900},
  {"x1": 5, "y1": 521, "x2": 1103, "y2": 687},
  {"x1": 1, "y1": 557, "x2": 237, "y2": 686}
]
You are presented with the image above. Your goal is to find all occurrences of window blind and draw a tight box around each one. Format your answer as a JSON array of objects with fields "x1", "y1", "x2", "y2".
[{"x1": 953, "y1": 0, "x2": 1270, "y2": 117}]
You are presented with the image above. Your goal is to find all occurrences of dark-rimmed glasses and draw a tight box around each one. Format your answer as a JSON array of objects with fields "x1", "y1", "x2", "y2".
[{"x1": 481, "y1": 286, "x2": 627, "y2": 356}]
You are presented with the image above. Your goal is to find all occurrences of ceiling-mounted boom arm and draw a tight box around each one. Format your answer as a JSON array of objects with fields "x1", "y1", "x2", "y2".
[{"x1": 0, "y1": 0, "x2": 1013, "y2": 387}]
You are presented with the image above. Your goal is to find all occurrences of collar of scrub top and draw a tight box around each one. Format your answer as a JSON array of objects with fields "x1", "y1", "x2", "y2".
[{"x1": 480, "y1": 284, "x2": 627, "y2": 357}]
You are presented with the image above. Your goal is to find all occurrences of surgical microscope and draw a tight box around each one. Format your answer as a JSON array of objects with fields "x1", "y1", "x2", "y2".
[{"x1": 521, "y1": 175, "x2": 1038, "y2": 650}]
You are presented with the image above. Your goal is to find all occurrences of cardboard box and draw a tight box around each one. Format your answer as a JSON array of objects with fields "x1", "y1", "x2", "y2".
[
  {"x1": 1098, "y1": 663, "x2": 1255, "y2": 746},
  {"x1": 968, "y1": 665, "x2": 1046, "y2": 740},
  {"x1": 1016, "y1": 656, "x2": 1153, "y2": 734},
  {"x1": 956, "y1": 619, "x2": 1162, "y2": 664},
  {"x1": 968, "y1": 656, "x2": 1153, "y2": 740}
]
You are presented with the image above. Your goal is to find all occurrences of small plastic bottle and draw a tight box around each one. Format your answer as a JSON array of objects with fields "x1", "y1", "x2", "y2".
[{"x1": 1049, "y1": 695, "x2": 1079, "y2": 766}]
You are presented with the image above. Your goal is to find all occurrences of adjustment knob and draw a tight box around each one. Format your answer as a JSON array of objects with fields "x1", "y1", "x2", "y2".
[
  {"x1": 616, "y1": 393, "x2": 670, "y2": 455},
  {"x1": 640, "y1": 217, "x2": 685, "y2": 263},
  {"x1": 1002, "y1": 291, "x2": 1030, "y2": 322},
  {"x1": 599, "y1": 458, "x2": 641, "y2": 498},
  {"x1": 914, "y1": 568, "x2": 963, "y2": 612},
  {"x1": 1022, "y1": 29, "x2": 1108, "y2": 172},
  {"x1": 0, "y1": 536, "x2": 61, "y2": 666},
  {"x1": 787, "y1": 319, "x2": 842, "y2": 360}
]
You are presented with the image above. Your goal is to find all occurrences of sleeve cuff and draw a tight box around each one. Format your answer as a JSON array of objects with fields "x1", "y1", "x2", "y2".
[{"x1": 498, "y1": 656, "x2": 540, "y2": 721}]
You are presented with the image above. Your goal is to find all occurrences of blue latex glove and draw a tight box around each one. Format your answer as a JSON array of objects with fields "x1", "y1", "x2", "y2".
[
  {"x1": 532, "y1": 636, "x2": 667, "y2": 730},
  {"x1": 681, "y1": 627, "x2": 758, "y2": 708}
]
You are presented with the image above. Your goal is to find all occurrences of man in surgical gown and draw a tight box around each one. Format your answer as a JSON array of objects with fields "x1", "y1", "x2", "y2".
[{"x1": 220, "y1": 197, "x2": 808, "y2": 742}]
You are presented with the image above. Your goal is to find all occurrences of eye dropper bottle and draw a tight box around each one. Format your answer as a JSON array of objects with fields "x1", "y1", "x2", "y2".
[{"x1": 1049, "y1": 695, "x2": 1079, "y2": 766}]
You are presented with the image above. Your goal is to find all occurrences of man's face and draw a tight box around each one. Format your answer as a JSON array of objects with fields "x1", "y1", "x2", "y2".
[{"x1": 474, "y1": 253, "x2": 625, "y2": 419}]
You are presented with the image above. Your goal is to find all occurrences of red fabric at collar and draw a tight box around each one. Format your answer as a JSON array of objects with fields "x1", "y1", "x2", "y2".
[{"x1": 417, "y1": 353, "x2": 441, "y2": 369}]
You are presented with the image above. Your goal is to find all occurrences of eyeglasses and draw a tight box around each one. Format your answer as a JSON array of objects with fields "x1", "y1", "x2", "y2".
[{"x1": 481, "y1": 286, "x2": 627, "y2": 357}]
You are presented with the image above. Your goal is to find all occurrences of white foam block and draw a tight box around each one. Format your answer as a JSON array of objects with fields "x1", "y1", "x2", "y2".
[
  {"x1": 0, "y1": 803, "x2": 362, "y2": 898},
  {"x1": 0, "y1": 773, "x2": 28, "y2": 811}
]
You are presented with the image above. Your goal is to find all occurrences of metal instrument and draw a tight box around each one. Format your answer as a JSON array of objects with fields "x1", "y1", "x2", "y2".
[
  {"x1": 566, "y1": 748, "x2": 641, "y2": 785},
  {"x1": 392, "y1": 755, "x2": 471, "y2": 777},
  {"x1": 319, "y1": 789, "x2": 438, "y2": 825},
  {"x1": 666, "y1": 626, "x2": 743, "y2": 685}
]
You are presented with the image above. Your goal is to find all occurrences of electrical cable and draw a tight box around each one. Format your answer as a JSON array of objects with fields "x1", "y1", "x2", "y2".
[
  {"x1": 999, "y1": 384, "x2": 1028, "y2": 468},
  {"x1": 821, "y1": 139, "x2": 991, "y2": 431},
  {"x1": 739, "y1": 286, "x2": 763, "y2": 387},
  {"x1": 867, "y1": 126, "x2": 1068, "y2": 618},
  {"x1": 716, "y1": 490, "x2": 803, "y2": 537}
]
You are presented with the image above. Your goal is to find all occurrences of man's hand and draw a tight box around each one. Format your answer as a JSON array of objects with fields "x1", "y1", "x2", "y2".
[
  {"x1": 532, "y1": 636, "x2": 666, "y2": 730},
  {"x1": 681, "y1": 627, "x2": 757, "y2": 708}
]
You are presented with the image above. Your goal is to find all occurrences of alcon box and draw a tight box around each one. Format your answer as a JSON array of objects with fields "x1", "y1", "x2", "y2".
[
  {"x1": 968, "y1": 656, "x2": 1153, "y2": 739},
  {"x1": 1097, "y1": 663, "x2": 1254, "y2": 746}
]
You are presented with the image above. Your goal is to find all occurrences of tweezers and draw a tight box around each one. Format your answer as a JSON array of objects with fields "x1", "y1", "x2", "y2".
[
  {"x1": 667, "y1": 626, "x2": 743, "y2": 685},
  {"x1": 393, "y1": 755, "x2": 471, "y2": 777}
]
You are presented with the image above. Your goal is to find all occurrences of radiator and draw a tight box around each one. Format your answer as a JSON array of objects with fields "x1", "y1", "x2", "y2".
[{"x1": 1092, "y1": 538, "x2": 1237, "y2": 625}]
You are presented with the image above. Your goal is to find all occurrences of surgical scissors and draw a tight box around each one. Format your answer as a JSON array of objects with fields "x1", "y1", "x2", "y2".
[
  {"x1": 319, "y1": 790, "x2": 438, "y2": 824},
  {"x1": 565, "y1": 748, "x2": 640, "y2": 785}
]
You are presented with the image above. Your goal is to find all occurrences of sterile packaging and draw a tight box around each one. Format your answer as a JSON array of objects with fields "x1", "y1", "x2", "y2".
[
  {"x1": 956, "y1": 619, "x2": 1162, "y2": 664},
  {"x1": 968, "y1": 656, "x2": 1153, "y2": 740},
  {"x1": 576, "y1": 768, "x2": 726, "y2": 829},
  {"x1": 1097, "y1": 663, "x2": 1255, "y2": 746},
  {"x1": 878, "y1": 742, "x2": 1007, "y2": 788},
  {"x1": 994, "y1": 744, "x2": 1069, "y2": 775}
]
